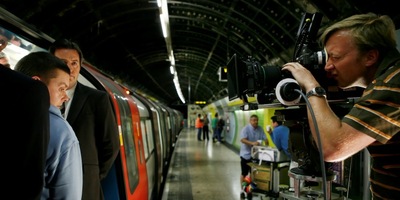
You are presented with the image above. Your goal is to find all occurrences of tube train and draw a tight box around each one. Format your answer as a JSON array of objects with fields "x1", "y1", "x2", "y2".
[{"x1": 0, "y1": 9, "x2": 183, "y2": 200}]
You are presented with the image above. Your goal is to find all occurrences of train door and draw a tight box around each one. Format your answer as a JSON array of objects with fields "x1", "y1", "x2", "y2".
[{"x1": 130, "y1": 93, "x2": 159, "y2": 200}]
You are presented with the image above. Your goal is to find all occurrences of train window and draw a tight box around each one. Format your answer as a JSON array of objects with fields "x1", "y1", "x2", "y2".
[
  {"x1": 116, "y1": 94, "x2": 140, "y2": 192},
  {"x1": 140, "y1": 120, "x2": 149, "y2": 159},
  {"x1": 150, "y1": 107, "x2": 163, "y2": 156},
  {"x1": 0, "y1": 26, "x2": 96, "y2": 92},
  {"x1": 167, "y1": 116, "x2": 171, "y2": 129},
  {"x1": 77, "y1": 74, "x2": 96, "y2": 89},
  {"x1": 0, "y1": 26, "x2": 44, "y2": 69},
  {"x1": 145, "y1": 119, "x2": 154, "y2": 152}
]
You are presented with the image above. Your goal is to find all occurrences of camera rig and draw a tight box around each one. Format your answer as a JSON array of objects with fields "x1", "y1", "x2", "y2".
[
  {"x1": 227, "y1": 12, "x2": 328, "y2": 109},
  {"x1": 227, "y1": 12, "x2": 362, "y2": 194}
]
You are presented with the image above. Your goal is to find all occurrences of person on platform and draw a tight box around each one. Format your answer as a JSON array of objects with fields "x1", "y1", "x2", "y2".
[
  {"x1": 49, "y1": 39, "x2": 119, "y2": 200},
  {"x1": 14, "y1": 52, "x2": 83, "y2": 200},
  {"x1": 195, "y1": 113, "x2": 204, "y2": 141},
  {"x1": 216, "y1": 115, "x2": 225, "y2": 143},
  {"x1": 239, "y1": 114, "x2": 268, "y2": 195},
  {"x1": 211, "y1": 113, "x2": 219, "y2": 142},
  {"x1": 267, "y1": 116, "x2": 291, "y2": 158},
  {"x1": 202, "y1": 113, "x2": 210, "y2": 141}
]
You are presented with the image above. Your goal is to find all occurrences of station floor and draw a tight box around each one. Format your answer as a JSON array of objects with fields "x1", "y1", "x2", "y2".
[
  {"x1": 161, "y1": 127, "x2": 242, "y2": 200},
  {"x1": 160, "y1": 127, "x2": 364, "y2": 200}
]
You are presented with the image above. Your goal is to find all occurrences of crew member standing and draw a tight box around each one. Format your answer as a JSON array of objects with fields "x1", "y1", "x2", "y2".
[
  {"x1": 202, "y1": 113, "x2": 210, "y2": 141},
  {"x1": 239, "y1": 114, "x2": 268, "y2": 195},
  {"x1": 195, "y1": 113, "x2": 204, "y2": 141}
]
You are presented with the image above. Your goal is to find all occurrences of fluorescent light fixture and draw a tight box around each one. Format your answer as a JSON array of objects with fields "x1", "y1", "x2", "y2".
[
  {"x1": 158, "y1": 0, "x2": 185, "y2": 103},
  {"x1": 159, "y1": 14, "x2": 167, "y2": 38}
]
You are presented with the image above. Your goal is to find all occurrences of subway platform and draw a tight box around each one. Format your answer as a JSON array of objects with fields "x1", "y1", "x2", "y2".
[
  {"x1": 160, "y1": 128, "x2": 346, "y2": 200},
  {"x1": 161, "y1": 127, "x2": 242, "y2": 200}
]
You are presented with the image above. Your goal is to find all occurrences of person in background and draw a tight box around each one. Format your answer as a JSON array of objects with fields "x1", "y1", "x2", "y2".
[
  {"x1": 14, "y1": 52, "x2": 83, "y2": 200},
  {"x1": 0, "y1": 64, "x2": 50, "y2": 200},
  {"x1": 239, "y1": 114, "x2": 268, "y2": 195},
  {"x1": 268, "y1": 115, "x2": 297, "y2": 189},
  {"x1": 268, "y1": 116, "x2": 291, "y2": 158},
  {"x1": 282, "y1": 13, "x2": 400, "y2": 198},
  {"x1": 10, "y1": 35, "x2": 22, "y2": 47},
  {"x1": 195, "y1": 113, "x2": 204, "y2": 141},
  {"x1": 202, "y1": 113, "x2": 210, "y2": 141},
  {"x1": 211, "y1": 113, "x2": 219, "y2": 142},
  {"x1": 49, "y1": 39, "x2": 119, "y2": 200},
  {"x1": 0, "y1": 52, "x2": 10, "y2": 68},
  {"x1": 216, "y1": 115, "x2": 225, "y2": 143},
  {"x1": 0, "y1": 27, "x2": 12, "y2": 52}
]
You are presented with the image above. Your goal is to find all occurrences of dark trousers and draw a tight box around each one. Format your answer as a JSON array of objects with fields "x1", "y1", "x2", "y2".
[
  {"x1": 212, "y1": 127, "x2": 217, "y2": 139},
  {"x1": 216, "y1": 128, "x2": 222, "y2": 142},
  {"x1": 240, "y1": 157, "x2": 252, "y2": 177},
  {"x1": 203, "y1": 125, "x2": 209, "y2": 140}
]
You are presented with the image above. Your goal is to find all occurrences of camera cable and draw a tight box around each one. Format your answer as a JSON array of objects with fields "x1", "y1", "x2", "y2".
[{"x1": 295, "y1": 88, "x2": 328, "y2": 200}]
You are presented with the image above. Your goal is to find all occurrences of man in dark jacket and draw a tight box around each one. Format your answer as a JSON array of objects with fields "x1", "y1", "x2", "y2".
[{"x1": 50, "y1": 39, "x2": 120, "y2": 200}]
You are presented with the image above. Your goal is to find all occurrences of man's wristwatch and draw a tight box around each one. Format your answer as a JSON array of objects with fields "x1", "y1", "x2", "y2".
[{"x1": 306, "y1": 86, "x2": 326, "y2": 98}]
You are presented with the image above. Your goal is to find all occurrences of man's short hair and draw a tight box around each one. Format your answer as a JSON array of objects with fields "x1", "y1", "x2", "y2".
[
  {"x1": 250, "y1": 114, "x2": 258, "y2": 119},
  {"x1": 271, "y1": 115, "x2": 282, "y2": 125},
  {"x1": 49, "y1": 39, "x2": 84, "y2": 64}
]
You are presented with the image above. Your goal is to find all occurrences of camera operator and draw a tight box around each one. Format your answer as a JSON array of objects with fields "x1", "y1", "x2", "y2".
[{"x1": 282, "y1": 13, "x2": 400, "y2": 199}]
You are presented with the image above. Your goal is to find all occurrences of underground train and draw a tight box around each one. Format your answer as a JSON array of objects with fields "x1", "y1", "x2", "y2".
[{"x1": 0, "y1": 11, "x2": 183, "y2": 200}]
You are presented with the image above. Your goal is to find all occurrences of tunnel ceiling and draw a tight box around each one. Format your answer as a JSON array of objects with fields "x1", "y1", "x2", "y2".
[{"x1": 1, "y1": 0, "x2": 399, "y2": 106}]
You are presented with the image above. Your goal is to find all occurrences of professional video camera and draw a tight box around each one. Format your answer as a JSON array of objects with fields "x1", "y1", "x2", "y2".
[{"x1": 227, "y1": 12, "x2": 327, "y2": 106}]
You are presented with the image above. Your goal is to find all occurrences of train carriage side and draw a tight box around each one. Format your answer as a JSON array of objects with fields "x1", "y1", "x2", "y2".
[
  {"x1": 147, "y1": 103, "x2": 167, "y2": 198},
  {"x1": 143, "y1": 99, "x2": 174, "y2": 185},
  {"x1": 174, "y1": 109, "x2": 184, "y2": 133},
  {"x1": 159, "y1": 105, "x2": 177, "y2": 148},
  {"x1": 129, "y1": 92, "x2": 163, "y2": 200},
  {"x1": 171, "y1": 107, "x2": 184, "y2": 143},
  {"x1": 158, "y1": 105, "x2": 173, "y2": 162},
  {"x1": 81, "y1": 64, "x2": 149, "y2": 200},
  {"x1": 169, "y1": 108, "x2": 183, "y2": 144}
]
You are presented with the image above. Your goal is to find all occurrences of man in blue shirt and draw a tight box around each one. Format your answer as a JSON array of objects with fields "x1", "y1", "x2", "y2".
[
  {"x1": 268, "y1": 115, "x2": 299, "y2": 189},
  {"x1": 15, "y1": 52, "x2": 83, "y2": 200},
  {"x1": 239, "y1": 114, "x2": 268, "y2": 192},
  {"x1": 268, "y1": 116, "x2": 291, "y2": 159}
]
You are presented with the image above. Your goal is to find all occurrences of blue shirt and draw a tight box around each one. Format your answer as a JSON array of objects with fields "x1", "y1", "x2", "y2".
[
  {"x1": 240, "y1": 124, "x2": 267, "y2": 160},
  {"x1": 271, "y1": 125, "x2": 291, "y2": 159},
  {"x1": 42, "y1": 105, "x2": 83, "y2": 200}
]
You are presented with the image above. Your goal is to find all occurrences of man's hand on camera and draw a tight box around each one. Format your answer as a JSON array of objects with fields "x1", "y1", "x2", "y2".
[{"x1": 282, "y1": 62, "x2": 320, "y2": 92}]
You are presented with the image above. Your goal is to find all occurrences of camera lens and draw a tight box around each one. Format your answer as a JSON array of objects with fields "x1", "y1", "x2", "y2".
[{"x1": 296, "y1": 49, "x2": 326, "y2": 68}]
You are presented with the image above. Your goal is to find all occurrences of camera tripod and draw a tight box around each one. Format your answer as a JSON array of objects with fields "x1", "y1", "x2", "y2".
[{"x1": 280, "y1": 170, "x2": 337, "y2": 200}]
